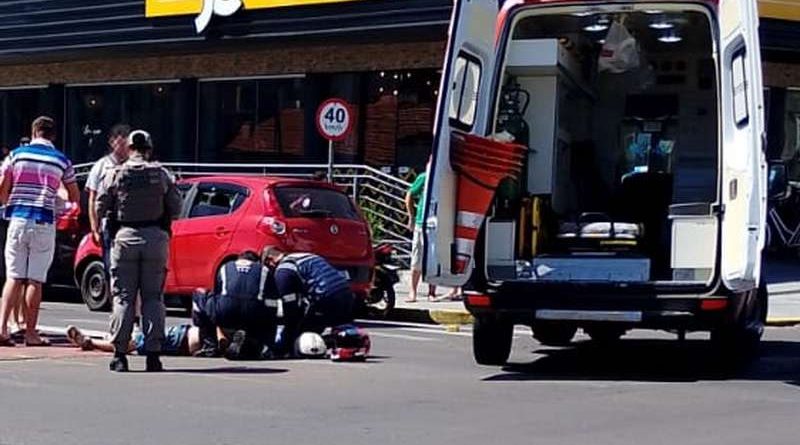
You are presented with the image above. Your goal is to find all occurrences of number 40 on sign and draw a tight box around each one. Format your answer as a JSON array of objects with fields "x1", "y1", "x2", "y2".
[{"x1": 316, "y1": 99, "x2": 353, "y2": 142}]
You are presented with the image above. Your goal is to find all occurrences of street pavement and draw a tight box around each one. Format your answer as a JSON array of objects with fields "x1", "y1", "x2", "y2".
[
  {"x1": 3, "y1": 300, "x2": 800, "y2": 445},
  {"x1": 395, "y1": 256, "x2": 800, "y2": 325}
]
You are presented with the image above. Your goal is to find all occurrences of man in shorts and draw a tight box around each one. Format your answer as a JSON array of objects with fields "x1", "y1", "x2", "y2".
[
  {"x1": 0, "y1": 116, "x2": 80, "y2": 347},
  {"x1": 404, "y1": 166, "x2": 460, "y2": 303}
]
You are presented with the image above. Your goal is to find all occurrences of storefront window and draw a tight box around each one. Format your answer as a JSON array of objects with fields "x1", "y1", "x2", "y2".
[
  {"x1": 0, "y1": 88, "x2": 56, "y2": 153},
  {"x1": 198, "y1": 77, "x2": 305, "y2": 162},
  {"x1": 66, "y1": 83, "x2": 188, "y2": 163},
  {"x1": 364, "y1": 69, "x2": 440, "y2": 171}
]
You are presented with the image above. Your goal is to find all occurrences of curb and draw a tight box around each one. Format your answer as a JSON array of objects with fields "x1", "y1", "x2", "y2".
[
  {"x1": 384, "y1": 307, "x2": 472, "y2": 326},
  {"x1": 766, "y1": 317, "x2": 800, "y2": 327}
]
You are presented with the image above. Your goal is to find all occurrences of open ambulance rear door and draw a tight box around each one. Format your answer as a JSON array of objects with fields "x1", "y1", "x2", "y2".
[
  {"x1": 422, "y1": 0, "x2": 500, "y2": 287},
  {"x1": 718, "y1": 0, "x2": 767, "y2": 292}
]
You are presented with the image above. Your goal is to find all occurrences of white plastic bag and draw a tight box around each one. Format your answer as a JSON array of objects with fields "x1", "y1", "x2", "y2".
[{"x1": 598, "y1": 21, "x2": 640, "y2": 74}]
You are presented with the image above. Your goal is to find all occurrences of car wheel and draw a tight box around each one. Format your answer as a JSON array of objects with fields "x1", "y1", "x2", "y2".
[
  {"x1": 532, "y1": 321, "x2": 577, "y2": 346},
  {"x1": 366, "y1": 287, "x2": 396, "y2": 319},
  {"x1": 473, "y1": 316, "x2": 513, "y2": 366},
  {"x1": 585, "y1": 326, "x2": 627, "y2": 344},
  {"x1": 711, "y1": 282, "x2": 767, "y2": 364},
  {"x1": 80, "y1": 260, "x2": 110, "y2": 312}
]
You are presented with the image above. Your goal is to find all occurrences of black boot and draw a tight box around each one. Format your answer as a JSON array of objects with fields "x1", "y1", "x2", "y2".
[
  {"x1": 109, "y1": 352, "x2": 129, "y2": 372},
  {"x1": 146, "y1": 353, "x2": 163, "y2": 372}
]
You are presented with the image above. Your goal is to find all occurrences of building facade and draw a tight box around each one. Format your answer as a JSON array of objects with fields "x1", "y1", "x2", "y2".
[{"x1": 0, "y1": 0, "x2": 797, "y2": 175}]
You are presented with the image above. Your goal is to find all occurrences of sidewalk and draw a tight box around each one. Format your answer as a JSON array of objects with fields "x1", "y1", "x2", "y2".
[{"x1": 387, "y1": 271, "x2": 800, "y2": 327}]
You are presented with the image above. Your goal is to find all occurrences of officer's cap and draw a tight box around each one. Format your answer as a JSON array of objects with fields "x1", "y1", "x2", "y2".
[{"x1": 128, "y1": 130, "x2": 153, "y2": 151}]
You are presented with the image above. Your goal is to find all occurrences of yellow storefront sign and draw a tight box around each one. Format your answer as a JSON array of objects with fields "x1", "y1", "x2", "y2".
[
  {"x1": 759, "y1": 0, "x2": 800, "y2": 21},
  {"x1": 146, "y1": 0, "x2": 359, "y2": 17}
]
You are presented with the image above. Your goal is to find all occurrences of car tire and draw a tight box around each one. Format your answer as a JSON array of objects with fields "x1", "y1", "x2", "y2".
[
  {"x1": 585, "y1": 326, "x2": 627, "y2": 344},
  {"x1": 710, "y1": 281, "x2": 768, "y2": 364},
  {"x1": 473, "y1": 316, "x2": 513, "y2": 366},
  {"x1": 80, "y1": 260, "x2": 111, "y2": 312},
  {"x1": 532, "y1": 321, "x2": 578, "y2": 346}
]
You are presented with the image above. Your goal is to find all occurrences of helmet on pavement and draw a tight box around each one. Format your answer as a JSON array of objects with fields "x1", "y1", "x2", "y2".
[
  {"x1": 328, "y1": 324, "x2": 370, "y2": 362},
  {"x1": 295, "y1": 332, "x2": 327, "y2": 358}
]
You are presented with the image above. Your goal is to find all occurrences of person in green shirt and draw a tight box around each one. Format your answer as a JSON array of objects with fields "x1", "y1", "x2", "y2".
[{"x1": 404, "y1": 169, "x2": 460, "y2": 303}]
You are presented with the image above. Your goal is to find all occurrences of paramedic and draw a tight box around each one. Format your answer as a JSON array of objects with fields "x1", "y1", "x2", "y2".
[
  {"x1": 261, "y1": 246, "x2": 355, "y2": 356},
  {"x1": 191, "y1": 251, "x2": 277, "y2": 360}
]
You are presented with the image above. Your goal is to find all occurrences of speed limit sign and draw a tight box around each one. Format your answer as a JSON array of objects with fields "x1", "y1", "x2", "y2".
[{"x1": 316, "y1": 98, "x2": 353, "y2": 142}]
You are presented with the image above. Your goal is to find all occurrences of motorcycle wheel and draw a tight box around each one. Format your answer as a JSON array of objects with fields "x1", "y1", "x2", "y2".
[{"x1": 367, "y1": 287, "x2": 396, "y2": 319}]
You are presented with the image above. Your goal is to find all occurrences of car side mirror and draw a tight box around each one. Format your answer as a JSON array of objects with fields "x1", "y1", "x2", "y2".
[{"x1": 768, "y1": 161, "x2": 790, "y2": 201}]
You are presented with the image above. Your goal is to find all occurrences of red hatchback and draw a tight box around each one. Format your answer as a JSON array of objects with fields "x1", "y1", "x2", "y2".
[{"x1": 74, "y1": 175, "x2": 374, "y2": 311}]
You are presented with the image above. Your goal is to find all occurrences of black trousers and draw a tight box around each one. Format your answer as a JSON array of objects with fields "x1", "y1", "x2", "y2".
[
  {"x1": 192, "y1": 291, "x2": 276, "y2": 355},
  {"x1": 278, "y1": 290, "x2": 355, "y2": 355}
]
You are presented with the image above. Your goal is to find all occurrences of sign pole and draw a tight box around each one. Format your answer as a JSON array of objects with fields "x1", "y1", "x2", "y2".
[
  {"x1": 316, "y1": 98, "x2": 353, "y2": 184},
  {"x1": 327, "y1": 140, "x2": 334, "y2": 183}
]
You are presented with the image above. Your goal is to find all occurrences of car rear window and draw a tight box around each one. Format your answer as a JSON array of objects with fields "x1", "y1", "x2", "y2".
[{"x1": 274, "y1": 186, "x2": 359, "y2": 220}]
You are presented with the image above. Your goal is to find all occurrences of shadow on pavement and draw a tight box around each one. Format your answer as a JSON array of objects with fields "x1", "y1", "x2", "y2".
[{"x1": 483, "y1": 339, "x2": 800, "y2": 385}]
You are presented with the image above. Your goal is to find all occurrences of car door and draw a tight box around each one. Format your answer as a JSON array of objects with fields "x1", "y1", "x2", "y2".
[
  {"x1": 422, "y1": 0, "x2": 499, "y2": 287},
  {"x1": 718, "y1": 0, "x2": 767, "y2": 291},
  {"x1": 170, "y1": 181, "x2": 248, "y2": 291},
  {"x1": 164, "y1": 182, "x2": 196, "y2": 291}
]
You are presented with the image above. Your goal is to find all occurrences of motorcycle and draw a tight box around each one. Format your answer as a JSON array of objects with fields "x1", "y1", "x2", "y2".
[{"x1": 365, "y1": 243, "x2": 400, "y2": 318}]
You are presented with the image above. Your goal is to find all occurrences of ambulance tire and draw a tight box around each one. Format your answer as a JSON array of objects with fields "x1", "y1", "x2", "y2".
[
  {"x1": 473, "y1": 316, "x2": 513, "y2": 366},
  {"x1": 711, "y1": 281, "x2": 767, "y2": 365}
]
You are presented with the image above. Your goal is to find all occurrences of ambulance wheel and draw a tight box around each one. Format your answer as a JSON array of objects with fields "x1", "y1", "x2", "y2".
[
  {"x1": 473, "y1": 316, "x2": 513, "y2": 366},
  {"x1": 533, "y1": 322, "x2": 577, "y2": 346},
  {"x1": 80, "y1": 260, "x2": 110, "y2": 312},
  {"x1": 711, "y1": 283, "x2": 767, "y2": 364}
]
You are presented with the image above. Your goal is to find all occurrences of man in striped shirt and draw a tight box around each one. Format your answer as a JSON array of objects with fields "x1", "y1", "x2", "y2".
[{"x1": 0, "y1": 116, "x2": 80, "y2": 347}]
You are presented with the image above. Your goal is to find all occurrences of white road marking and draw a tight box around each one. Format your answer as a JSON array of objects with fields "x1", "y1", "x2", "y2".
[
  {"x1": 369, "y1": 332, "x2": 438, "y2": 342},
  {"x1": 38, "y1": 325, "x2": 107, "y2": 339}
]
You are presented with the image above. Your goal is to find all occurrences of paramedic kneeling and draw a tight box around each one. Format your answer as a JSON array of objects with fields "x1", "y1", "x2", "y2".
[
  {"x1": 261, "y1": 246, "x2": 355, "y2": 356},
  {"x1": 192, "y1": 251, "x2": 277, "y2": 359}
]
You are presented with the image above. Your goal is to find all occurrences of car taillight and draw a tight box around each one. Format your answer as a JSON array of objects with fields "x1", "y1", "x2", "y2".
[
  {"x1": 57, "y1": 205, "x2": 80, "y2": 232},
  {"x1": 257, "y1": 216, "x2": 286, "y2": 236}
]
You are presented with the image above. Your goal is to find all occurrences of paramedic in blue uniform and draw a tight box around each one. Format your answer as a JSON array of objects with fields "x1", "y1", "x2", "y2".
[
  {"x1": 192, "y1": 251, "x2": 277, "y2": 358},
  {"x1": 261, "y1": 246, "x2": 355, "y2": 356}
]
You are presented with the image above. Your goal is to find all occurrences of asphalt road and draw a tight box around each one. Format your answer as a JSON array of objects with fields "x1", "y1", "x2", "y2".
[{"x1": 3, "y1": 299, "x2": 800, "y2": 445}]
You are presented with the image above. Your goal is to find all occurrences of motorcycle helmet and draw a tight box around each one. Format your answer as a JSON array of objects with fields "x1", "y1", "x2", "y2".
[
  {"x1": 295, "y1": 332, "x2": 327, "y2": 358},
  {"x1": 328, "y1": 324, "x2": 371, "y2": 362}
]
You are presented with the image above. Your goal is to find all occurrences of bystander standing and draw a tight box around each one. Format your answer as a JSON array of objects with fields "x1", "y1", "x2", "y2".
[{"x1": 0, "y1": 116, "x2": 80, "y2": 347}]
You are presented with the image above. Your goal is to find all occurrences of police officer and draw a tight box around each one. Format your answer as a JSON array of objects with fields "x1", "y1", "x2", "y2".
[
  {"x1": 261, "y1": 246, "x2": 355, "y2": 356},
  {"x1": 96, "y1": 130, "x2": 182, "y2": 372}
]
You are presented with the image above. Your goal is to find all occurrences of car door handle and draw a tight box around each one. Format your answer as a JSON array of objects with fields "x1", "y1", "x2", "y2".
[
  {"x1": 292, "y1": 228, "x2": 309, "y2": 234},
  {"x1": 215, "y1": 226, "x2": 231, "y2": 237}
]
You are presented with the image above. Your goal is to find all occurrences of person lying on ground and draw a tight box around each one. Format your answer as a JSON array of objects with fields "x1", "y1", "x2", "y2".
[
  {"x1": 66, "y1": 324, "x2": 203, "y2": 356},
  {"x1": 192, "y1": 250, "x2": 278, "y2": 360}
]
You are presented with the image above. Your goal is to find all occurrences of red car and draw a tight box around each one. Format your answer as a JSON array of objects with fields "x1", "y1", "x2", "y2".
[{"x1": 74, "y1": 176, "x2": 374, "y2": 311}]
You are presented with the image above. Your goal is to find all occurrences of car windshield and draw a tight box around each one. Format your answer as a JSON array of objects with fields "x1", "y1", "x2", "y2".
[{"x1": 274, "y1": 186, "x2": 359, "y2": 220}]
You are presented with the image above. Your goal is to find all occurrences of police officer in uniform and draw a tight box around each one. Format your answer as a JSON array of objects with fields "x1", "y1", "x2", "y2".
[{"x1": 96, "y1": 130, "x2": 182, "y2": 372}]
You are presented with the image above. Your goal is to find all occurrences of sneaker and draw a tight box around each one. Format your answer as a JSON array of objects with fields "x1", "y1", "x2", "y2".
[
  {"x1": 146, "y1": 354, "x2": 163, "y2": 373},
  {"x1": 109, "y1": 353, "x2": 129, "y2": 372},
  {"x1": 193, "y1": 346, "x2": 221, "y2": 358},
  {"x1": 225, "y1": 330, "x2": 247, "y2": 361}
]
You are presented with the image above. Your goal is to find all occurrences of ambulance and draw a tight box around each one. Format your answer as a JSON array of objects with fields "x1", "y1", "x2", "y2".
[{"x1": 422, "y1": 0, "x2": 772, "y2": 365}]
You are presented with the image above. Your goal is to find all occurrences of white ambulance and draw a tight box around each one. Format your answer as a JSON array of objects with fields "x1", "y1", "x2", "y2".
[{"x1": 423, "y1": 0, "x2": 773, "y2": 365}]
